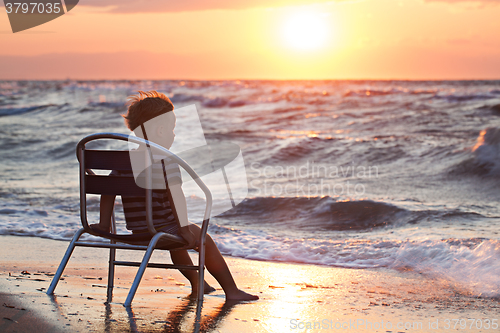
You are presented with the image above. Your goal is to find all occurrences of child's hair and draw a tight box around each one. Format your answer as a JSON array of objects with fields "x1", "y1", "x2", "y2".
[{"x1": 123, "y1": 90, "x2": 174, "y2": 131}]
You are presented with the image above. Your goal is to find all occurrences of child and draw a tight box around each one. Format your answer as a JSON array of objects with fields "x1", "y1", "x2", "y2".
[{"x1": 91, "y1": 90, "x2": 258, "y2": 301}]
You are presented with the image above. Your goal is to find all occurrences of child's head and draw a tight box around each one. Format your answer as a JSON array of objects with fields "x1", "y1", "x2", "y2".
[
  {"x1": 124, "y1": 90, "x2": 176, "y2": 149},
  {"x1": 123, "y1": 90, "x2": 174, "y2": 131}
]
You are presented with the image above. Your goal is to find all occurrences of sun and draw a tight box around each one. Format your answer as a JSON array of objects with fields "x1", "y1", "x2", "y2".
[{"x1": 281, "y1": 11, "x2": 329, "y2": 51}]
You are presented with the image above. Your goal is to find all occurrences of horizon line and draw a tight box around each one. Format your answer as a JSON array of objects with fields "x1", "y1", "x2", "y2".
[{"x1": 2, "y1": 78, "x2": 500, "y2": 82}]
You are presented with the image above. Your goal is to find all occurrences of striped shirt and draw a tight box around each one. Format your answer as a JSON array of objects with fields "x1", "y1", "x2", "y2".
[{"x1": 113, "y1": 158, "x2": 182, "y2": 235}]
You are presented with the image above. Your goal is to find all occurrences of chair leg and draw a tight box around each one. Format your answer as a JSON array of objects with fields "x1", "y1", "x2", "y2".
[
  {"x1": 123, "y1": 232, "x2": 165, "y2": 307},
  {"x1": 106, "y1": 246, "x2": 116, "y2": 303},
  {"x1": 196, "y1": 241, "x2": 206, "y2": 316},
  {"x1": 47, "y1": 228, "x2": 86, "y2": 295},
  {"x1": 107, "y1": 208, "x2": 117, "y2": 302}
]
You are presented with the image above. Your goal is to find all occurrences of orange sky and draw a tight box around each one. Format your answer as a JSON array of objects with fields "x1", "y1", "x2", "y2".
[{"x1": 0, "y1": 0, "x2": 499, "y2": 80}]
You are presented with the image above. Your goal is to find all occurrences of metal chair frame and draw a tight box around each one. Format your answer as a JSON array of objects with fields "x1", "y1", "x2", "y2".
[{"x1": 46, "y1": 133, "x2": 212, "y2": 309}]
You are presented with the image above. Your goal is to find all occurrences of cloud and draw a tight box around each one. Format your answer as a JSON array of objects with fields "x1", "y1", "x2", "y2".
[{"x1": 77, "y1": 0, "x2": 339, "y2": 13}]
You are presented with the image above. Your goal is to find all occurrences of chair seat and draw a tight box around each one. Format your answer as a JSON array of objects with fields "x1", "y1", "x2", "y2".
[{"x1": 89, "y1": 226, "x2": 187, "y2": 250}]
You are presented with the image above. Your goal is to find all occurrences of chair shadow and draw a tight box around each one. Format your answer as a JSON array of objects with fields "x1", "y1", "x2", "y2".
[
  {"x1": 48, "y1": 290, "x2": 239, "y2": 332},
  {"x1": 126, "y1": 297, "x2": 240, "y2": 333}
]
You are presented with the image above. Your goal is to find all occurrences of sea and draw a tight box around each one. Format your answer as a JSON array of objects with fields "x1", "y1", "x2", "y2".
[{"x1": 1, "y1": 80, "x2": 499, "y2": 299}]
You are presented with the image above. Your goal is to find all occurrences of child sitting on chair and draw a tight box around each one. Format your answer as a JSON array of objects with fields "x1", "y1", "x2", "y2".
[{"x1": 91, "y1": 90, "x2": 258, "y2": 301}]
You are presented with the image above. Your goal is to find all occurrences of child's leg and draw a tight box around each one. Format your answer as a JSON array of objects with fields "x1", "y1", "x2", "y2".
[
  {"x1": 169, "y1": 249, "x2": 215, "y2": 295},
  {"x1": 186, "y1": 224, "x2": 259, "y2": 301}
]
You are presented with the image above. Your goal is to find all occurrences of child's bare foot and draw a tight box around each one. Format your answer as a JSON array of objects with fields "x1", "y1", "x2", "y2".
[
  {"x1": 225, "y1": 289, "x2": 259, "y2": 301},
  {"x1": 204, "y1": 285, "x2": 216, "y2": 294}
]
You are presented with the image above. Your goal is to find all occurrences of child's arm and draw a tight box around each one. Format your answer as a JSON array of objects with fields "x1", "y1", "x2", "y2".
[
  {"x1": 90, "y1": 194, "x2": 115, "y2": 233},
  {"x1": 168, "y1": 183, "x2": 197, "y2": 247}
]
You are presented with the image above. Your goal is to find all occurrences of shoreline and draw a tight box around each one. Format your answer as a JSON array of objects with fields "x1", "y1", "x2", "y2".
[{"x1": 0, "y1": 235, "x2": 499, "y2": 332}]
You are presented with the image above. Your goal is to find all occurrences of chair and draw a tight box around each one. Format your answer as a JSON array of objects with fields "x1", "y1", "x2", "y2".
[{"x1": 46, "y1": 133, "x2": 212, "y2": 310}]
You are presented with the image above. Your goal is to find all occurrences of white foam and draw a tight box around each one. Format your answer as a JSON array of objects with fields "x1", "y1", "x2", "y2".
[
  {"x1": 212, "y1": 225, "x2": 399, "y2": 268},
  {"x1": 209, "y1": 225, "x2": 500, "y2": 297},
  {"x1": 391, "y1": 239, "x2": 500, "y2": 298}
]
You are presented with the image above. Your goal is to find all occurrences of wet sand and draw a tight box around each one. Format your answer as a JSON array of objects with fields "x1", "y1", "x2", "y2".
[{"x1": 0, "y1": 235, "x2": 498, "y2": 332}]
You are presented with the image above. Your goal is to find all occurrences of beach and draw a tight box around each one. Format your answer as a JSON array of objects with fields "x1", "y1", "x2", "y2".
[
  {"x1": 1, "y1": 235, "x2": 498, "y2": 333},
  {"x1": 1, "y1": 79, "x2": 500, "y2": 332}
]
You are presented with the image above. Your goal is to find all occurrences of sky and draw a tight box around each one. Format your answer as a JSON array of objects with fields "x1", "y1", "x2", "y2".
[{"x1": 0, "y1": 0, "x2": 499, "y2": 80}]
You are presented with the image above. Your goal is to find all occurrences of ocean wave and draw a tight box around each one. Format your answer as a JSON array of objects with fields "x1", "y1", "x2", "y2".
[
  {"x1": 344, "y1": 88, "x2": 402, "y2": 97},
  {"x1": 164, "y1": 92, "x2": 253, "y2": 108},
  {"x1": 263, "y1": 136, "x2": 408, "y2": 165},
  {"x1": 433, "y1": 93, "x2": 495, "y2": 103},
  {"x1": 451, "y1": 127, "x2": 500, "y2": 177},
  {"x1": 204, "y1": 129, "x2": 259, "y2": 141},
  {"x1": 81, "y1": 101, "x2": 127, "y2": 113},
  {"x1": 262, "y1": 137, "x2": 340, "y2": 163},
  {"x1": 1, "y1": 196, "x2": 485, "y2": 241},
  {"x1": 202, "y1": 96, "x2": 249, "y2": 108},
  {"x1": 0, "y1": 97, "x2": 14, "y2": 107},
  {"x1": 213, "y1": 224, "x2": 399, "y2": 268},
  {"x1": 0, "y1": 199, "x2": 116, "y2": 242},
  {"x1": 48, "y1": 140, "x2": 79, "y2": 159},
  {"x1": 0, "y1": 104, "x2": 53, "y2": 117},
  {"x1": 169, "y1": 93, "x2": 204, "y2": 104},
  {"x1": 489, "y1": 103, "x2": 500, "y2": 115},
  {"x1": 391, "y1": 238, "x2": 500, "y2": 298},
  {"x1": 343, "y1": 88, "x2": 437, "y2": 98},
  {"x1": 472, "y1": 127, "x2": 500, "y2": 174},
  {"x1": 271, "y1": 106, "x2": 307, "y2": 114},
  {"x1": 217, "y1": 196, "x2": 484, "y2": 232}
]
